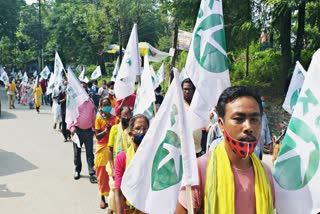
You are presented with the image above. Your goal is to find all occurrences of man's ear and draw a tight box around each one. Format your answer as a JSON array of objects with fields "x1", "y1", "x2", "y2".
[{"x1": 218, "y1": 117, "x2": 224, "y2": 133}]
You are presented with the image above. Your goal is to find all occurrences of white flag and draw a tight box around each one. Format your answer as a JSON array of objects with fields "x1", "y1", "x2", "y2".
[
  {"x1": 53, "y1": 52, "x2": 64, "y2": 91},
  {"x1": 0, "y1": 65, "x2": 4, "y2": 76},
  {"x1": 22, "y1": 72, "x2": 29, "y2": 86},
  {"x1": 40, "y1": 66, "x2": 51, "y2": 80},
  {"x1": 46, "y1": 73, "x2": 55, "y2": 95},
  {"x1": 273, "y1": 49, "x2": 320, "y2": 214},
  {"x1": 18, "y1": 71, "x2": 23, "y2": 79},
  {"x1": 33, "y1": 70, "x2": 37, "y2": 77},
  {"x1": 114, "y1": 24, "x2": 140, "y2": 100},
  {"x1": 111, "y1": 57, "x2": 120, "y2": 82},
  {"x1": 65, "y1": 68, "x2": 90, "y2": 128},
  {"x1": 0, "y1": 71, "x2": 9, "y2": 84},
  {"x1": 91, "y1": 65, "x2": 102, "y2": 80},
  {"x1": 282, "y1": 61, "x2": 306, "y2": 114},
  {"x1": 150, "y1": 65, "x2": 159, "y2": 89},
  {"x1": 179, "y1": 67, "x2": 188, "y2": 83},
  {"x1": 133, "y1": 55, "x2": 156, "y2": 119},
  {"x1": 121, "y1": 69, "x2": 198, "y2": 213},
  {"x1": 185, "y1": 0, "x2": 230, "y2": 130},
  {"x1": 156, "y1": 63, "x2": 165, "y2": 86},
  {"x1": 78, "y1": 66, "x2": 85, "y2": 81}
]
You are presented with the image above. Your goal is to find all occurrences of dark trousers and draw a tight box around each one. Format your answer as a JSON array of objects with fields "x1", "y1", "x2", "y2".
[
  {"x1": 73, "y1": 127, "x2": 95, "y2": 176},
  {"x1": 61, "y1": 113, "x2": 71, "y2": 140}
]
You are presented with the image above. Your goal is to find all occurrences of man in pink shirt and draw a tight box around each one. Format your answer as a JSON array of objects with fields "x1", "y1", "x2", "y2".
[
  {"x1": 176, "y1": 86, "x2": 275, "y2": 214},
  {"x1": 68, "y1": 81, "x2": 97, "y2": 183}
]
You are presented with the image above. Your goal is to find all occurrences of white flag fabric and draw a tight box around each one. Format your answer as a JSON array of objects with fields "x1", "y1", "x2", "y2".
[
  {"x1": 150, "y1": 65, "x2": 159, "y2": 89},
  {"x1": 18, "y1": 71, "x2": 23, "y2": 80},
  {"x1": 21, "y1": 72, "x2": 29, "y2": 86},
  {"x1": 179, "y1": 67, "x2": 188, "y2": 83},
  {"x1": 0, "y1": 65, "x2": 4, "y2": 76},
  {"x1": 91, "y1": 65, "x2": 102, "y2": 80},
  {"x1": 133, "y1": 55, "x2": 156, "y2": 119},
  {"x1": 33, "y1": 70, "x2": 37, "y2": 77},
  {"x1": 121, "y1": 69, "x2": 198, "y2": 213},
  {"x1": 273, "y1": 49, "x2": 320, "y2": 214},
  {"x1": 111, "y1": 57, "x2": 120, "y2": 82},
  {"x1": 46, "y1": 73, "x2": 55, "y2": 95},
  {"x1": 114, "y1": 24, "x2": 140, "y2": 100},
  {"x1": 53, "y1": 52, "x2": 64, "y2": 91},
  {"x1": 0, "y1": 71, "x2": 9, "y2": 84},
  {"x1": 185, "y1": 0, "x2": 230, "y2": 130},
  {"x1": 33, "y1": 75, "x2": 39, "y2": 87},
  {"x1": 40, "y1": 66, "x2": 51, "y2": 80},
  {"x1": 65, "y1": 68, "x2": 90, "y2": 128},
  {"x1": 156, "y1": 63, "x2": 165, "y2": 86},
  {"x1": 282, "y1": 61, "x2": 306, "y2": 114},
  {"x1": 83, "y1": 76, "x2": 89, "y2": 84},
  {"x1": 78, "y1": 66, "x2": 85, "y2": 81},
  {"x1": 71, "y1": 133, "x2": 81, "y2": 148}
]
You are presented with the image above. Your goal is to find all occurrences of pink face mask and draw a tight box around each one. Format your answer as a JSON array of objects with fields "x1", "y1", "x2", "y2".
[{"x1": 223, "y1": 128, "x2": 258, "y2": 159}]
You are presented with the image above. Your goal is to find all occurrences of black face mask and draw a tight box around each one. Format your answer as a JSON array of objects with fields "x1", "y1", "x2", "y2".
[
  {"x1": 133, "y1": 133, "x2": 145, "y2": 145},
  {"x1": 121, "y1": 118, "x2": 130, "y2": 128}
]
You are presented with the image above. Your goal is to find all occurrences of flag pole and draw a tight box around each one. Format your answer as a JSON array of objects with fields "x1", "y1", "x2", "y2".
[
  {"x1": 152, "y1": 101, "x2": 157, "y2": 116},
  {"x1": 186, "y1": 185, "x2": 194, "y2": 214}
]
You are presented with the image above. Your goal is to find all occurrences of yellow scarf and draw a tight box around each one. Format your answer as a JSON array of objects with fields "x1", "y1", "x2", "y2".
[{"x1": 204, "y1": 141, "x2": 274, "y2": 214}]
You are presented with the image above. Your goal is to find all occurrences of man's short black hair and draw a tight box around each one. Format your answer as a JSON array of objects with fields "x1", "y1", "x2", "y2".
[
  {"x1": 216, "y1": 86, "x2": 262, "y2": 119},
  {"x1": 107, "y1": 81, "x2": 114, "y2": 88},
  {"x1": 181, "y1": 78, "x2": 195, "y2": 90}
]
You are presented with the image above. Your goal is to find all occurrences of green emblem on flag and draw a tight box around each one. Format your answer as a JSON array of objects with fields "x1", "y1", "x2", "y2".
[
  {"x1": 151, "y1": 130, "x2": 183, "y2": 191},
  {"x1": 273, "y1": 117, "x2": 320, "y2": 190},
  {"x1": 126, "y1": 58, "x2": 132, "y2": 66},
  {"x1": 290, "y1": 88, "x2": 301, "y2": 112},
  {"x1": 193, "y1": 0, "x2": 228, "y2": 73}
]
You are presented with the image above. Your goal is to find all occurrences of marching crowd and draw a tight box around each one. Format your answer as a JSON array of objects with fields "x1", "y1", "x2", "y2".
[{"x1": 2, "y1": 68, "x2": 281, "y2": 214}]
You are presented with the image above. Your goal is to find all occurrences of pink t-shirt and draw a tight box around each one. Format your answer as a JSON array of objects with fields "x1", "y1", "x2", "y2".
[
  {"x1": 114, "y1": 152, "x2": 126, "y2": 189},
  {"x1": 178, "y1": 152, "x2": 275, "y2": 213},
  {"x1": 68, "y1": 100, "x2": 96, "y2": 132}
]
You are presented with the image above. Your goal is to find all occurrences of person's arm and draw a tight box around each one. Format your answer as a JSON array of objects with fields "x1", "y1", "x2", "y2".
[
  {"x1": 176, "y1": 202, "x2": 188, "y2": 214},
  {"x1": 114, "y1": 153, "x2": 126, "y2": 214},
  {"x1": 108, "y1": 146, "x2": 114, "y2": 174},
  {"x1": 115, "y1": 188, "x2": 125, "y2": 214}
]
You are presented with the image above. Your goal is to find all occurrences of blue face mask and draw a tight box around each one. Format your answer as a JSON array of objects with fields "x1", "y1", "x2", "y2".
[
  {"x1": 102, "y1": 106, "x2": 112, "y2": 114},
  {"x1": 261, "y1": 101, "x2": 266, "y2": 108},
  {"x1": 133, "y1": 133, "x2": 145, "y2": 145}
]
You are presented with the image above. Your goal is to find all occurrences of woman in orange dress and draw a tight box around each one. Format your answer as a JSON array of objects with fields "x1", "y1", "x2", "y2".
[{"x1": 94, "y1": 97, "x2": 118, "y2": 209}]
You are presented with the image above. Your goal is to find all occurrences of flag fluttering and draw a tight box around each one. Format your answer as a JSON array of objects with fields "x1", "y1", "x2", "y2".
[
  {"x1": 156, "y1": 63, "x2": 165, "y2": 86},
  {"x1": 114, "y1": 24, "x2": 140, "y2": 100},
  {"x1": 91, "y1": 65, "x2": 102, "y2": 80},
  {"x1": 111, "y1": 57, "x2": 119, "y2": 82},
  {"x1": 78, "y1": 66, "x2": 85, "y2": 81},
  {"x1": 273, "y1": 49, "x2": 320, "y2": 214},
  {"x1": 282, "y1": 61, "x2": 306, "y2": 114},
  {"x1": 133, "y1": 54, "x2": 156, "y2": 119},
  {"x1": 121, "y1": 69, "x2": 198, "y2": 213},
  {"x1": 40, "y1": 66, "x2": 51, "y2": 81},
  {"x1": 65, "y1": 68, "x2": 90, "y2": 128},
  {"x1": 185, "y1": 0, "x2": 230, "y2": 130},
  {"x1": 21, "y1": 72, "x2": 29, "y2": 86},
  {"x1": 0, "y1": 71, "x2": 9, "y2": 84}
]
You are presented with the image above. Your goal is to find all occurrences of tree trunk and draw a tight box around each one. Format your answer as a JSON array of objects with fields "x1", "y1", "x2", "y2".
[
  {"x1": 279, "y1": 8, "x2": 292, "y2": 94},
  {"x1": 294, "y1": 1, "x2": 306, "y2": 62},
  {"x1": 169, "y1": 20, "x2": 179, "y2": 83},
  {"x1": 245, "y1": 38, "x2": 249, "y2": 77}
]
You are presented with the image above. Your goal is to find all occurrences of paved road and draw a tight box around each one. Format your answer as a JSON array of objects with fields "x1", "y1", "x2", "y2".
[{"x1": 0, "y1": 86, "x2": 106, "y2": 214}]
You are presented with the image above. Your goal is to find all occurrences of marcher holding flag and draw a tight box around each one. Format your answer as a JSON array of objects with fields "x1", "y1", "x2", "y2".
[
  {"x1": 120, "y1": 69, "x2": 198, "y2": 214},
  {"x1": 114, "y1": 114, "x2": 150, "y2": 214}
]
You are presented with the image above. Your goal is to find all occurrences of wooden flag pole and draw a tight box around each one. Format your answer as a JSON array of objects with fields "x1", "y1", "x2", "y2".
[{"x1": 186, "y1": 185, "x2": 194, "y2": 214}]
